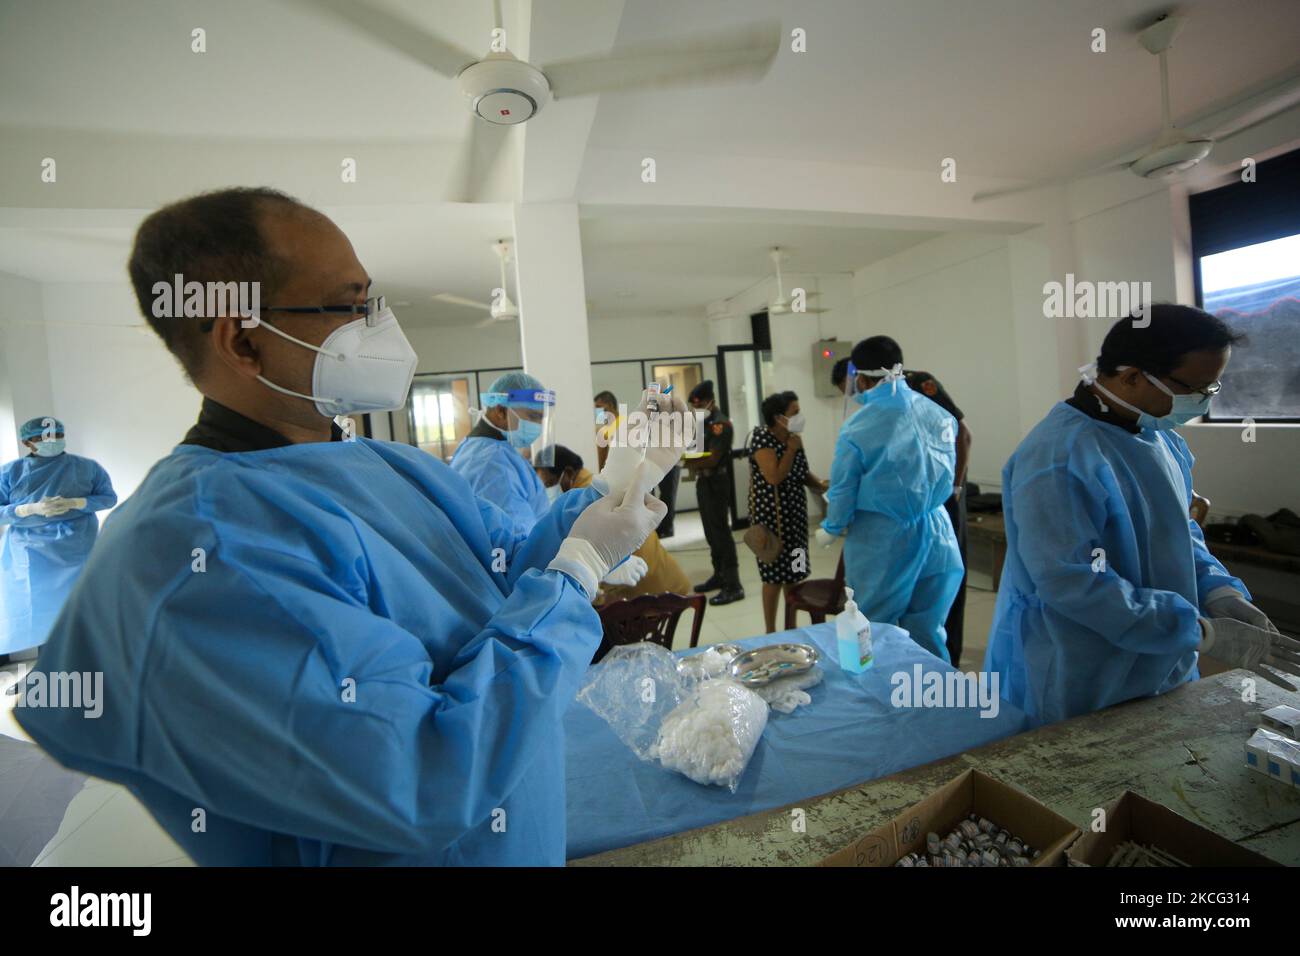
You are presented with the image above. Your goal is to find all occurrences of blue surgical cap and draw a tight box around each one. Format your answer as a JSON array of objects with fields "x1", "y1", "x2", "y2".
[
  {"x1": 488, "y1": 372, "x2": 544, "y2": 394},
  {"x1": 20, "y1": 416, "x2": 63, "y2": 441}
]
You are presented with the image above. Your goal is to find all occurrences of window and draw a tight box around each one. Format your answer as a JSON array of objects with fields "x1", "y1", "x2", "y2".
[
  {"x1": 408, "y1": 374, "x2": 473, "y2": 461},
  {"x1": 1190, "y1": 148, "x2": 1300, "y2": 422},
  {"x1": 649, "y1": 362, "x2": 703, "y2": 399}
]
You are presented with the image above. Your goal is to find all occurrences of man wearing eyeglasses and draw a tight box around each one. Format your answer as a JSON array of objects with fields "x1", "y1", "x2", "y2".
[
  {"x1": 18, "y1": 187, "x2": 672, "y2": 866},
  {"x1": 984, "y1": 304, "x2": 1300, "y2": 729}
]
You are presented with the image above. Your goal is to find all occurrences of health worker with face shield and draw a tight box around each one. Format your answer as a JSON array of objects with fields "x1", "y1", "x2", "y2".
[
  {"x1": 985, "y1": 304, "x2": 1300, "y2": 729},
  {"x1": 1, "y1": 417, "x2": 117, "y2": 658},
  {"x1": 816, "y1": 338, "x2": 963, "y2": 661},
  {"x1": 450, "y1": 372, "x2": 556, "y2": 546},
  {"x1": 18, "y1": 187, "x2": 677, "y2": 867}
]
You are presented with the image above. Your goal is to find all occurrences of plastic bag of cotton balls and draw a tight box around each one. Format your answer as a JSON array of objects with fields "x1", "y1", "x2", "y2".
[
  {"x1": 648, "y1": 680, "x2": 769, "y2": 791},
  {"x1": 577, "y1": 642, "x2": 687, "y2": 760},
  {"x1": 577, "y1": 642, "x2": 770, "y2": 791}
]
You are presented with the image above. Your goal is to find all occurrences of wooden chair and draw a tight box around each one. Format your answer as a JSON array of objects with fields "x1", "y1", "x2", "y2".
[
  {"x1": 593, "y1": 592, "x2": 707, "y2": 664},
  {"x1": 783, "y1": 553, "x2": 847, "y2": 630}
]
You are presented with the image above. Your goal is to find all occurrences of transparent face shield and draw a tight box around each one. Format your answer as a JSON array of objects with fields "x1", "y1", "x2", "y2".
[
  {"x1": 845, "y1": 362, "x2": 904, "y2": 415},
  {"x1": 841, "y1": 361, "x2": 865, "y2": 418},
  {"x1": 480, "y1": 388, "x2": 556, "y2": 467}
]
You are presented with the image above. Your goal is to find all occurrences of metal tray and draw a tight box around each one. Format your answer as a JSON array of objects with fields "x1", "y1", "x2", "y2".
[{"x1": 728, "y1": 643, "x2": 820, "y2": 687}]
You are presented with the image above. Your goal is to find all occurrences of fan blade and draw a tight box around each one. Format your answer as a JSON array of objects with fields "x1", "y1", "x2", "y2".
[
  {"x1": 433, "y1": 294, "x2": 491, "y2": 310},
  {"x1": 284, "y1": 0, "x2": 478, "y2": 78},
  {"x1": 541, "y1": 20, "x2": 780, "y2": 99},
  {"x1": 1195, "y1": 75, "x2": 1300, "y2": 142},
  {"x1": 476, "y1": 314, "x2": 501, "y2": 328}
]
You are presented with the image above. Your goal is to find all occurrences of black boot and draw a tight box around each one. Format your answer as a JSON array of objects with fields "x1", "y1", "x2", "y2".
[
  {"x1": 693, "y1": 576, "x2": 722, "y2": 593},
  {"x1": 709, "y1": 587, "x2": 745, "y2": 606}
]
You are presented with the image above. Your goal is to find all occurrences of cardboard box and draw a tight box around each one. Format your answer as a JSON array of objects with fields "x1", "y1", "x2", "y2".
[
  {"x1": 1067, "y1": 790, "x2": 1280, "y2": 867},
  {"x1": 819, "y1": 768, "x2": 1079, "y2": 867}
]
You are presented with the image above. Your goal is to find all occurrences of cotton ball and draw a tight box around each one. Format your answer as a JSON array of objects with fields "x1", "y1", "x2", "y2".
[{"x1": 649, "y1": 680, "x2": 768, "y2": 789}]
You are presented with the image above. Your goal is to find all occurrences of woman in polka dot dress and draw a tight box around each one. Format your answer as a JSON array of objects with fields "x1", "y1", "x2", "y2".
[{"x1": 748, "y1": 391, "x2": 830, "y2": 633}]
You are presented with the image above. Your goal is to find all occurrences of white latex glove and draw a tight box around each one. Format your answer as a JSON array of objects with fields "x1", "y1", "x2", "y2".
[
  {"x1": 43, "y1": 496, "x2": 84, "y2": 516},
  {"x1": 1205, "y1": 587, "x2": 1278, "y2": 633},
  {"x1": 1200, "y1": 617, "x2": 1300, "y2": 691},
  {"x1": 602, "y1": 555, "x2": 649, "y2": 587},
  {"x1": 548, "y1": 484, "x2": 668, "y2": 598},
  {"x1": 815, "y1": 526, "x2": 838, "y2": 549},
  {"x1": 597, "y1": 388, "x2": 690, "y2": 500},
  {"x1": 15, "y1": 498, "x2": 59, "y2": 518}
]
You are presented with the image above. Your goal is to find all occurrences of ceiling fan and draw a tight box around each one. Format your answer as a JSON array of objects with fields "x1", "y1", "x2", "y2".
[
  {"x1": 291, "y1": 0, "x2": 780, "y2": 127},
  {"x1": 766, "y1": 248, "x2": 828, "y2": 315},
  {"x1": 974, "y1": 14, "x2": 1300, "y2": 202},
  {"x1": 433, "y1": 239, "x2": 519, "y2": 328}
]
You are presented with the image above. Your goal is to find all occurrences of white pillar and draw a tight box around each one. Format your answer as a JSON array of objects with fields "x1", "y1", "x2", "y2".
[{"x1": 512, "y1": 202, "x2": 598, "y2": 468}]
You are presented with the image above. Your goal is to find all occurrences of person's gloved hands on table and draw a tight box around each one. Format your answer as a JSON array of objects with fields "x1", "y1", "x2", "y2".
[
  {"x1": 1199, "y1": 616, "x2": 1300, "y2": 690},
  {"x1": 548, "y1": 483, "x2": 667, "y2": 598},
  {"x1": 1205, "y1": 586, "x2": 1278, "y2": 633},
  {"x1": 815, "y1": 525, "x2": 839, "y2": 549},
  {"x1": 594, "y1": 387, "x2": 690, "y2": 500},
  {"x1": 602, "y1": 554, "x2": 648, "y2": 588}
]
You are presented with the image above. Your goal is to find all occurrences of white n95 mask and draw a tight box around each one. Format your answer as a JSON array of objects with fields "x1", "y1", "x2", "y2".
[{"x1": 256, "y1": 304, "x2": 418, "y2": 418}]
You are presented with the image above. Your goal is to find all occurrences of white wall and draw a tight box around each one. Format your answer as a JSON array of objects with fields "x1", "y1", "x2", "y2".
[
  {"x1": 39, "y1": 283, "x2": 198, "y2": 507},
  {"x1": 0, "y1": 271, "x2": 54, "y2": 459},
  {"x1": 851, "y1": 234, "x2": 1019, "y2": 487},
  {"x1": 842, "y1": 176, "x2": 1300, "y2": 519},
  {"x1": 405, "y1": 320, "x2": 522, "y2": 374},
  {"x1": 587, "y1": 312, "x2": 711, "y2": 362}
]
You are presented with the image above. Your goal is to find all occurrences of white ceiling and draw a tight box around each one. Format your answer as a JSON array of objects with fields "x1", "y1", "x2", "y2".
[
  {"x1": 2, "y1": 0, "x2": 1299, "y2": 325},
  {"x1": 581, "y1": 207, "x2": 939, "y2": 317},
  {"x1": 0, "y1": 203, "x2": 515, "y2": 329},
  {"x1": 0, "y1": 0, "x2": 488, "y2": 141},
  {"x1": 587, "y1": 0, "x2": 1300, "y2": 181}
]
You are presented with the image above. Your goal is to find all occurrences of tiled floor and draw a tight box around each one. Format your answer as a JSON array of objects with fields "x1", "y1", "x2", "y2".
[{"x1": 2, "y1": 513, "x2": 994, "y2": 867}]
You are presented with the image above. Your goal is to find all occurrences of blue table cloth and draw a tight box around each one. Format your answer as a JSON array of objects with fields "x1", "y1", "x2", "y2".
[{"x1": 564, "y1": 622, "x2": 1028, "y2": 859}]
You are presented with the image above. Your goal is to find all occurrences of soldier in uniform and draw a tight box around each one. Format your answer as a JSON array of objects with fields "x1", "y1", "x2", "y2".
[
  {"x1": 843, "y1": 336, "x2": 972, "y2": 664},
  {"x1": 685, "y1": 380, "x2": 744, "y2": 605}
]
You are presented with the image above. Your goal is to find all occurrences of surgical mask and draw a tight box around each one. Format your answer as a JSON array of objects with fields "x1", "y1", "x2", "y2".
[
  {"x1": 484, "y1": 412, "x2": 543, "y2": 449},
  {"x1": 255, "y1": 306, "x2": 418, "y2": 418},
  {"x1": 1085, "y1": 364, "x2": 1212, "y2": 431},
  {"x1": 34, "y1": 439, "x2": 66, "y2": 457},
  {"x1": 782, "y1": 413, "x2": 806, "y2": 433},
  {"x1": 545, "y1": 483, "x2": 562, "y2": 502},
  {"x1": 510, "y1": 419, "x2": 543, "y2": 449},
  {"x1": 595, "y1": 408, "x2": 609, "y2": 425}
]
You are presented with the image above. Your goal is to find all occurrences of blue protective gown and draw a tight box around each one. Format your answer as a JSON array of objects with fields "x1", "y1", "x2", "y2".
[
  {"x1": 450, "y1": 435, "x2": 550, "y2": 545},
  {"x1": 17, "y1": 438, "x2": 603, "y2": 866},
  {"x1": 0, "y1": 452, "x2": 117, "y2": 654},
  {"x1": 823, "y1": 381, "x2": 962, "y2": 661},
  {"x1": 983, "y1": 402, "x2": 1248, "y2": 728}
]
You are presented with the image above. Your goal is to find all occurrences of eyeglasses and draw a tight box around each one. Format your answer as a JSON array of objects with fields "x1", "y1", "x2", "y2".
[
  {"x1": 1165, "y1": 374, "x2": 1222, "y2": 397},
  {"x1": 200, "y1": 295, "x2": 387, "y2": 332}
]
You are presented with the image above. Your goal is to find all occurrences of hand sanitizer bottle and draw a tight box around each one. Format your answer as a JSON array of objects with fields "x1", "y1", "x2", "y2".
[{"x1": 836, "y1": 587, "x2": 873, "y2": 673}]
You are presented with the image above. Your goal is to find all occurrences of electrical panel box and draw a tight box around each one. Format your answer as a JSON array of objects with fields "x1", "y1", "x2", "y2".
[{"x1": 813, "y1": 339, "x2": 849, "y2": 398}]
